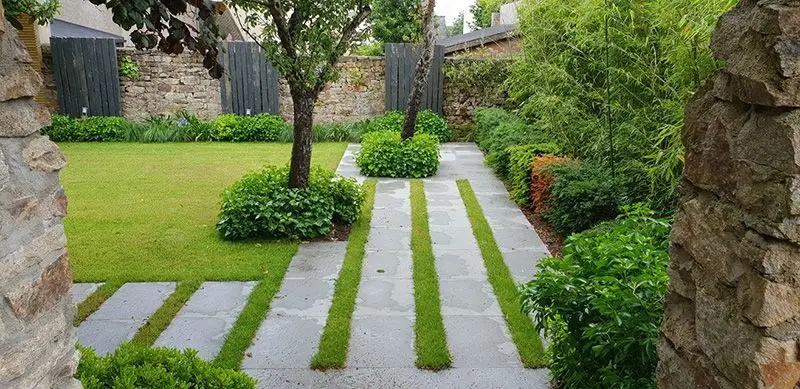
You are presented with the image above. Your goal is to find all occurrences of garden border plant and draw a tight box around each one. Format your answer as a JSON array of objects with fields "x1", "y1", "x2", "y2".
[
  {"x1": 457, "y1": 179, "x2": 546, "y2": 368},
  {"x1": 356, "y1": 131, "x2": 440, "y2": 178},
  {"x1": 311, "y1": 180, "x2": 377, "y2": 369}
]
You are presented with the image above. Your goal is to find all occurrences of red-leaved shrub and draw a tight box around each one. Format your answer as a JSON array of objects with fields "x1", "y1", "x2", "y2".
[{"x1": 530, "y1": 155, "x2": 569, "y2": 214}]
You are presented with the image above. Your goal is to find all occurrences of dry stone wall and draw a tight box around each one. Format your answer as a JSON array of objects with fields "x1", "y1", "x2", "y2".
[
  {"x1": 0, "y1": 15, "x2": 81, "y2": 389},
  {"x1": 658, "y1": 1, "x2": 800, "y2": 388}
]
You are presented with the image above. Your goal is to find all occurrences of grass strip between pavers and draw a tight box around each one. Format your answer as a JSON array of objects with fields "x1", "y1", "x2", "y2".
[
  {"x1": 456, "y1": 179, "x2": 547, "y2": 368},
  {"x1": 311, "y1": 180, "x2": 377, "y2": 370},
  {"x1": 73, "y1": 281, "x2": 124, "y2": 326},
  {"x1": 130, "y1": 280, "x2": 203, "y2": 346},
  {"x1": 410, "y1": 179, "x2": 453, "y2": 370},
  {"x1": 213, "y1": 254, "x2": 297, "y2": 369}
]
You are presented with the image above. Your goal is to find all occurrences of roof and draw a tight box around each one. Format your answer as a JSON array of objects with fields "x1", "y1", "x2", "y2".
[
  {"x1": 438, "y1": 24, "x2": 517, "y2": 54},
  {"x1": 50, "y1": 19, "x2": 125, "y2": 43}
]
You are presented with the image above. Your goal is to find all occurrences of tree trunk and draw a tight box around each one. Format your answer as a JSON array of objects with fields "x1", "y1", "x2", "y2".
[
  {"x1": 401, "y1": 0, "x2": 437, "y2": 140},
  {"x1": 289, "y1": 88, "x2": 316, "y2": 188}
]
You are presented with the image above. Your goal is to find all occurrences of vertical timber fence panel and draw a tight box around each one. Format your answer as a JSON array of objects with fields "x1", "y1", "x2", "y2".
[
  {"x1": 50, "y1": 37, "x2": 121, "y2": 117},
  {"x1": 384, "y1": 43, "x2": 445, "y2": 114},
  {"x1": 219, "y1": 41, "x2": 280, "y2": 115}
]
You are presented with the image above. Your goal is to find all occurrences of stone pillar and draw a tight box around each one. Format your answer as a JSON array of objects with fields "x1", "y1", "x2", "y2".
[
  {"x1": 658, "y1": 1, "x2": 800, "y2": 388},
  {"x1": 0, "y1": 9, "x2": 81, "y2": 389}
]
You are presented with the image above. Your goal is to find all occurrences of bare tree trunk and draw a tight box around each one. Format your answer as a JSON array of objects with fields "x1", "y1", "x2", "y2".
[
  {"x1": 289, "y1": 88, "x2": 316, "y2": 188},
  {"x1": 401, "y1": 0, "x2": 437, "y2": 140}
]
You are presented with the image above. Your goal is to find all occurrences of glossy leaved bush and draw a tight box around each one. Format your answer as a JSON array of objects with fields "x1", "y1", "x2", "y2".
[
  {"x1": 363, "y1": 110, "x2": 452, "y2": 143},
  {"x1": 521, "y1": 205, "x2": 671, "y2": 388},
  {"x1": 356, "y1": 131, "x2": 440, "y2": 178},
  {"x1": 217, "y1": 166, "x2": 364, "y2": 240}
]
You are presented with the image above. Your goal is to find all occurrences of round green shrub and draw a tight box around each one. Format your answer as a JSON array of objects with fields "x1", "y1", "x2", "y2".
[
  {"x1": 217, "y1": 166, "x2": 364, "y2": 240},
  {"x1": 362, "y1": 110, "x2": 452, "y2": 142},
  {"x1": 356, "y1": 131, "x2": 440, "y2": 178},
  {"x1": 211, "y1": 114, "x2": 239, "y2": 141},
  {"x1": 42, "y1": 115, "x2": 128, "y2": 142},
  {"x1": 212, "y1": 114, "x2": 286, "y2": 142},
  {"x1": 77, "y1": 343, "x2": 255, "y2": 388}
]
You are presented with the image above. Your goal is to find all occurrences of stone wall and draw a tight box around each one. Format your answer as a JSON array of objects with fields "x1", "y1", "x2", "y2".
[
  {"x1": 279, "y1": 56, "x2": 386, "y2": 124},
  {"x1": 0, "y1": 15, "x2": 81, "y2": 389},
  {"x1": 442, "y1": 58, "x2": 510, "y2": 125},
  {"x1": 658, "y1": 1, "x2": 800, "y2": 388},
  {"x1": 40, "y1": 48, "x2": 509, "y2": 125}
]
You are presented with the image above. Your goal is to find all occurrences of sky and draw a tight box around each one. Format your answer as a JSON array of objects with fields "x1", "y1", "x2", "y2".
[{"x1": 435, "y1": 0, "x2": 475, "y2": 32}]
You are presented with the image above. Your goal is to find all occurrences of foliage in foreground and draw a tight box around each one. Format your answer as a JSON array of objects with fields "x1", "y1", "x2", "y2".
[
  {"x1": 356, "y1": 131, "x2": 440, "y2": 178},
  {"x1": 217, "y1": 166, "x2": 364, "y2": 240},
  {"x1": 521, "y1": 205, "x2": 671, "y2": 388},
  {"x1": 76, "y1": 343, "x2": 255, "y2": 388},
  {"x1": 364, "y1": 110, "x2": 452, "y2": 143}
]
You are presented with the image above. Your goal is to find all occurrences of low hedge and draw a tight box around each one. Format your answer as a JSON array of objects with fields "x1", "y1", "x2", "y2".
[
  {"x1": 362, "y1": 110, "x2": 452, "y2": 143},
  {"x1": 507, "y1": 144, "x2": 561, "y2": 206},
  {"x1": 530, "y1": 155, "x2": 568, "y2": 214},
  {"x1": 77, "y1": 343, "x2": 255, "y2": 388},
  {"x1": 217, "y1": 166, "x2": 363, "y2": 240},
  {"x1": 213, "y1": 113, "x2": 286, "y2": 142},
  {"x1": 520, "y1": 205, "x2": 671, "y2": 388},
  {"x1": 356, "y1": 131, "x2": 440, "y2": 178},
  {"x1": 43, "y1": 115, "x2": 128, "y2": 142}
]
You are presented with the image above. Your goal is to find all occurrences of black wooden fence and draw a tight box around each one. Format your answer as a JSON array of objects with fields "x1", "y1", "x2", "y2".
[
  {"x1": 219, "y1": 41, "x2": 280, "y2": 115},
  {"x1": 50, "y1": 37, "x2": 121, "y2": 117},
  {"x1": 384, "y1": 43, "x2": 445, "y2": 114}
]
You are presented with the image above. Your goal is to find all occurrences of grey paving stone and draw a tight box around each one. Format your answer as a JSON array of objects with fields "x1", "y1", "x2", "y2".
[
  {"x1": 244, "y1": 367, "x2": 550, "y2": 389},
  {"x1": 78, "y1": 282, "x2": 176, "y2": 355},
  {"x1": 241, "y1": 315, "x2": 327, "y2": 369},
  {"x1": 482, "y1": 208, "x2": 534, "y2": 228},
  {"x1": 445, "y1": 316, "x2": 521, "y2": 368},
  {"x1": 429, "y1": 228, "x2": 480, "y2": 252},
  {"x1": 435, "y1": 250, "x2": 486, "y2": 280},
  {"x1": 493, "y1": 227, "x2": 548, "y2": 252},
  {"x1": 362, "y1": 250, "x2": 413, "y2": 279},
  {"x1": 348, "y1": 316, "x2": 416, "y2": 368},
  {"x1": 370, "y1": 210, "x2": 411, "y2": 229},
  {"x1": 271, "y1": 278, "x2": 336, "y2": 317},
  {"x1": 439, "y1": 280, "x2": 502, "y2": 316},
  {"x1": 286, "y1": 244, "x2": 347, "y2": 280},
  {"x1": 427, "y1": 207, "x2": 471, "y2": 227},
  {"x1": 477, "y1": 193, "x2": 522, "y2": 210},
  {"x1": 71, "y1": 283, "x2": 102, "y2": 305},
  {"x1": 502, "y1": 249, "x2": 552, "y2": 285},
  {"x1": 354, "y1": 278, "x2": 414, "y2": 317},
  {"x1": 154, "y1": 281, "x2": 255, "y2": 360},
  {"x1": 367, "y1": 227, "x2": 411, "y2": 251}
]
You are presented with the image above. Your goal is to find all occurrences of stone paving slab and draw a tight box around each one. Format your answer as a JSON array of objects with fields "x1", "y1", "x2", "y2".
[
  {"x1": 444, "y1": 316, "x2": 522, "y2": 368},
  {"x1": 348, "y1": 316, "x2": 416, "y2": 368},
  {"x1": 71, "y1": 283, "x2": 102, "y2": 305},
  {"x1": 362, "y1": 250, "x2": 413, "y2": 279},
  {"x1": 354, "y1": 278, "x2": 414, "y2": 316},
  {"x1": 243, "y1": 241, "x2": 346, "y2": 369},
  {"x1": 77, "y1": 282, "x2": 175, "y2": 355},
  {"x1": 154, "y1": 281, "x2": 255, "y2": 360},
  {"x1": 502, "y1": 249, "x2": 552, "y2": 285},
  {"x1": 244, "y1": 367, "x2": 550, "y2": 388}
]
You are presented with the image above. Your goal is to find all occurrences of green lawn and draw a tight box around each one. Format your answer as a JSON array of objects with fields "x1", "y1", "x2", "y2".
[{"x1": 59, "y1": 142, "x2": 348, "y2": 282}]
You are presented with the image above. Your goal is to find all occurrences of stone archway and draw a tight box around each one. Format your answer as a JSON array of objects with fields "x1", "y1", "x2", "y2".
[
  {"x1": 658, "y1": 0, "x2": 800, "y2": 388},
  {"x1": 0, "y1": 5, "x2": 81, "y2": 388}
]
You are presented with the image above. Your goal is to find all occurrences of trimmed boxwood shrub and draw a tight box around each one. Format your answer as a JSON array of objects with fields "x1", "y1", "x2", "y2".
[
  {"x1": 356, "y1": 131, "x2": 440, "y2": 178},
  {"x1": 77, "y1": 343, "x2": 255, "y2": 388},
  {"x1": 42, "y1": 115, "x2": 128, "y2": 142},
  {"x1": 507, "y1": 143, "x2": 561, "y2": 206},
  {"x1": 362, "y1": 110, "x2": 452, "y2": 142},
  {"x1": 520, "y1": 205, "x2": 671, "y2": 388},
  {"x1": 213, "y1": 113, "x2": 286, "y2": 142},
  {"x1": 217, "y1": 166, "x2": 364, "y2": 240}
]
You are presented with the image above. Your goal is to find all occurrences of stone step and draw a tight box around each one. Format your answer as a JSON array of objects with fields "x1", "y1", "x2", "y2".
[
  {"x1": 154, "y1": 281, "x2": 256, "y2": 361},
  {"x1": 71, "y1": 283, "x2": 103, "y2": 305},
  {"x1": 77, "y1": 282, "x2": 176, "y2": 355}
]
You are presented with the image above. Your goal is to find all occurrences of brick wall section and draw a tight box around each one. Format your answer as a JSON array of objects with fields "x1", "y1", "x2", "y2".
[
  {"x1": 41, "y1": 49, "x2": 508, "y2": 125},
  {"x1": 0, "y1": 16, "x2": 81, "y2": 389}
]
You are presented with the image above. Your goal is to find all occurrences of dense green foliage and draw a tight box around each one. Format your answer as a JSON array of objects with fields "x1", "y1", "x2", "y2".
[
  {"x1": 447, "y1": 12, "x2": 465, "y2": 36},
  {"x1": 473, "y1": 108, "x2": 553, "y2": 179},
  {"x1": 369, "y1": 0, "x2": 421, "y2": 47},
  {"x1": 521, "y1": 206, "x2": 671, "y2": 388},
  {"x1": 76, "y1": 344, "x2": 255, "y2": 388},
  {"x1": 507, "y1": 0, "x2": 736, "y2": 211},
  {"x1": 4, "y1": 0, "x2": 59, "y2": 28},
  {"x1": 507, "y1": 144, "x2": 561, "y2": 206},
  {"x1": 213, "y1": 113, "x2": 286, "y2": 142},
  {"x1": 356, "y1": 131, "x2": 440, "y2": 178},
  {"x1": 470, "y1": 0, "x2": 515, "y2": 28},
  {"x1": 217, "y1": 166, "x2": 364, "y2": 240},
  {"x1": 364, "y1": 110, "x2": 451, "y2": 142},
  {"x1": 43, "y1": 115, "x2": 128, "y2": 142}
]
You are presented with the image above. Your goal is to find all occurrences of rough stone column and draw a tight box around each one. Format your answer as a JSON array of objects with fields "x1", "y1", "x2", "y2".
[
  {"x1": 0, "y1": 8, "x2": 82, "y2": 389},
  {"x1": 658, "y1": 1, "x2": 800, "y2": 388}
]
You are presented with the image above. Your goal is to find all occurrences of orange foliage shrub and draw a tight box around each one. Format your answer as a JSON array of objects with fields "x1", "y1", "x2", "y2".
[{"x1": 530, "y1": 155, "x2": 570, "y2": 214}]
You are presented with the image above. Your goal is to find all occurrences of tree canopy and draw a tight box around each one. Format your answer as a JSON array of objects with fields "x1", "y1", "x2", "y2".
[{"x1": 370, "y1": 0, "x2": 421, "y2": 45}]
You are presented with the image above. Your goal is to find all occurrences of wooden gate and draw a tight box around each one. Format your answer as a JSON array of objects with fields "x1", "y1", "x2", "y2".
[
  {"x1": 50, "y1": 37, "x2": 121, "y2": 117},
  {"x1": 219, "y1": 42, "x2": 280, "y2": 115},
  {"x1": 384, "y1": 43, "x2": 445, "y2": 114}
]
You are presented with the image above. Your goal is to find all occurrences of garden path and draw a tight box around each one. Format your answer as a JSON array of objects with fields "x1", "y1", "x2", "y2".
[{"x1": 71, "y1": 143, "x2": 551, "y2": 388}]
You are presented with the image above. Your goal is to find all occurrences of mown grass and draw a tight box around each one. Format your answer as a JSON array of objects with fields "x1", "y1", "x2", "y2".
[
  {"x1": 58, "y1": 142, "x2": 348, "y2": 282},
  {"x1": 130, "y1": 280, "x2": 203, "y2": 346},
  {"x1": 457, "y1": 179, "x2": 546, "y2": 368},
  {"x1": 311, "y1": 180, "x2": 377, "y2": 369},
  {"x1": 73, "y1": 281, "x2": 124, "y2": 326},
  {"x1": 410, "y1": 180, "x2": 452, "y2": 370}
]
